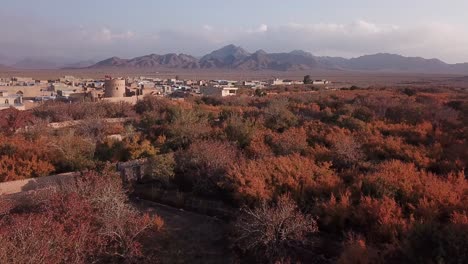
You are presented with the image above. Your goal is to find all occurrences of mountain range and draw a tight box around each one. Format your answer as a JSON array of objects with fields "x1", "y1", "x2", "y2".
[
  {"x1": 80, "y1": 45, "x2": 468, "y2": 74},
  {"x1": 2, "y1": 45, "x2": 468, "y2": 74}
]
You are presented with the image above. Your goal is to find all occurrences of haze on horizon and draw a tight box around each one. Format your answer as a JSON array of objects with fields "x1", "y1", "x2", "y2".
[{"x1": 2, "y1": 0, "x2": 468, "y2": 65}]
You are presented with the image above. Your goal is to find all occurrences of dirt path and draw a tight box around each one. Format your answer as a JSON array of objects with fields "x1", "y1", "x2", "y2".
[
  {"x1": 135, "y1": 199, "x2": 236, "y2": 264},
  {"x1": 0, "y1": 172, "x2": 78, "y2": 195}
]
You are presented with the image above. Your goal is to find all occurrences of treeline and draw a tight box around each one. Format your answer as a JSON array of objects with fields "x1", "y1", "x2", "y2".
[{"x1": 0, "y1": 86, "x2": 467, "y2": 263}]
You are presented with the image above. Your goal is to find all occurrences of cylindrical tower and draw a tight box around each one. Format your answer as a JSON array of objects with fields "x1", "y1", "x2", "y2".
[{"x1": 104, "y1": 79, "x2": 126, "y2": 98}]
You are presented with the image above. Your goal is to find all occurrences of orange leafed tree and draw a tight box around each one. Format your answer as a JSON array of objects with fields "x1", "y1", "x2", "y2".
[
  {"x1": 227, "y1": 154, "x2": 341, "y2": 204},
  {"x1": 0, "y1": 135, "x2": 54, "y2": 182}
]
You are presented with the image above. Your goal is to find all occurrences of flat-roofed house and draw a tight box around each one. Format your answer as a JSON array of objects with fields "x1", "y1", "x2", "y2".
[
  {"x1": 0, "y1": 90, "x2": 25, "y2": 110},
  {"x1": 200, "y1": 86, "x2": 239, "y2": 97}
]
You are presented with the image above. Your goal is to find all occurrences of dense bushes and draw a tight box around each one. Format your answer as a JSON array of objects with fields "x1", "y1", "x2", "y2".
[
  {"x1": 227, "y1": 154, "x2": 340, "y2": 205},
  {"x1": 1, "y1": 87, "x2": 467, "y2": 263},
  {"x1": 33, "y1": 101, "x2": 135, "y2": 122},
  {"x1": 95, "y1": 134, "x2": 157, "y2": 162},
  {"x1": 144, "y1": 153, "x2": 176, "y2": 185},
  {"x1": 224, "y1": 113, "x2": 257, "y2": 148},
  {"x1": 264, "y1": 98, "x2": 298, "y2": 132},
  {"x1": 403, "y1": 219, "x2": 468, "y2": 264},
  {"x1": 175, "y1": 140, "x2": 239, "y2": 196},
  {"x1": 0, "y1": 168, "x2": 163, "y2": 263},
  {"x1": 0, "y1": 108, "x2": 34, "y2": 135},
  {"x1": 0, "y1": 135, "x2": 54, "y2": 181}
]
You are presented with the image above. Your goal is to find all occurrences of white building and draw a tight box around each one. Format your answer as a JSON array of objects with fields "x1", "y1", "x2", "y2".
[
  {"x1": 200, "y1": 86, "x2": 239, "y2": 97},
  {"x1": 271, "y1": 79, "x2": 287, "y2": 85},
  {"x1": 243, "y1": 80, "x2": 266, "y2": 89},
  {"x1": 271, "y1": 78, "x2": 302, "y2": 86},
  {"x1": 57, "y1": 89, "x2": 78, "y2": 99},
  {"x1": 59, "y1": 75, "x2": 77, "y2": 83},
  {"x1": 0, "y1": 90, "x2": 25, "y2": 110},
  {"x1": 157, "y1": 85, "x2": 173, "y2": 95},
  {"x1": 312, "y1": 80, "x2": 331, "y2": 85}
]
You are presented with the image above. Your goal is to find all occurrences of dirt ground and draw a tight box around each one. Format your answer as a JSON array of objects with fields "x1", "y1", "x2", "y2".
[{"x1": 134, "y1": 199, "x2": 236, "y2": 264}]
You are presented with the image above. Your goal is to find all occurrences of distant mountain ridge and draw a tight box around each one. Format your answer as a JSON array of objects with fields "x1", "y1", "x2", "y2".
[
  {"x1": 8, "y1": 44, "x2": 468, "y2": 74},
  {"x1": 200, "y1": 44, "x2": 251, "y2": 68},
  {"x1": 90, "y1": 53, "x2": 199, "y2": 69},
  {"x1": 84, "y1": 45, "x2": 468, "y2": 74}
]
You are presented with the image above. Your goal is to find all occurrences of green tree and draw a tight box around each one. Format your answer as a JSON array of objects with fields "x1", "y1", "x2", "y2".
[
  {"x1": 303, "y1": 75, "x2": 312, "y2": 84},
  {"x1": 144, "y1": 153, "x2": 176, "y2": 185}
]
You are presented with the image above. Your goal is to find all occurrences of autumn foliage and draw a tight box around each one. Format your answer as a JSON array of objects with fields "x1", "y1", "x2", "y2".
[
  {"x1": 0, "y1": 167, "x2": 163, "y2": 263},
  {"x1": 0, "y1": 86, "x2": 467, "y2": 263}
]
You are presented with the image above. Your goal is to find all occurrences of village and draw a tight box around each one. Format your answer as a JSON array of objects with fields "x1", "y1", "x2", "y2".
[{"x1": 0, "y1": 75, "x2": 332, "y2": 110}]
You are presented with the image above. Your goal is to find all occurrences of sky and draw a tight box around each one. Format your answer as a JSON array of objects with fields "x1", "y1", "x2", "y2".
[{"x1": 1, "y1": 0, "x2": 468, "y2": 64}]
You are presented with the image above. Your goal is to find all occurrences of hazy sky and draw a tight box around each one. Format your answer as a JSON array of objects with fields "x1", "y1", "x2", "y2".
[{"x1": 2, "y1": 0, "x2": 468, "y2": 63}]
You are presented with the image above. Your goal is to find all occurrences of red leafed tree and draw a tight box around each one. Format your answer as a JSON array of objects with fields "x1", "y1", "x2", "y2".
[
  {"x1": 0, "y1": 167, "x2": 164, "y2": 263},
  {"x1": 0, "y1": 107, "x2": 34, "y2": 135},
  {"x1": 353, "y1": 196, "x2": 410, "y2": 244}
]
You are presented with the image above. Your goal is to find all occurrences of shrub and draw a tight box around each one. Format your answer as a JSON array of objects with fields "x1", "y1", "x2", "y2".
[
  {"x1": 49, "y1": 131, "x2": 96, "y2": 172},
  {"x1": 162, "y1": 106, "x2": 212, "y2": 150},
  {"x1": 402, "y1": 219, "x2": 468, "y2": 264},
  {"x1": 385, "y1": 104, "x2": 425, "y2": 125},
  {"x1": 144, "y1": 153, "x2": 176, "y2": 185},
  {"x1": 402, "y1": 88, "x2": 416, "y2": 97},
  {"x1": 362, "y1": 160, "x2": 467, "y2": 217},
  {"x1": 76, "y1": 117, "x2": 110, "y2": 141},
  {"x1": 264, "y1": 98, "x2": 298, "y2": 132},
  {"x1": 352, "y1": 106, "x2": 375, "y2": 123},
  {"x1": 266, "y1": 127, "x2": 308, "y2": 156},
  {"x1": 135, "y1": 96, "x2": 171, "y2": 114},
  {"x1": 95, "y1": 134, "x2": 157, "y2": 162},
  {"x1": 318, "y1": 190, "x2": 353, "y2": 233},
  {"x1": 353, "y1": 196, "x2": 410, "y2": 244},
  {"x1": 0, "y1": 168, "x2": 163, "y2": 263},
  {"x1": 224, "y1": 114, "x2": 256, "y2": 148},
  {"x1": 0, "y1": 135, "x2": 54, "y2": 182},
  {"x1": 337, "y1": 234, "x2": 381, "y2": 264},
  {"x1": 331, "y1": 134, "x2": 365, "y2": 170},
  {"x1": 175, "y1": 140, "x2": 239, "y2": 195},
  {"x1": 0, "y1": 108, "x2": 34, "y2": 135},
  {"x1": 362, "y1": 161, "x2": 423, "y2": 203},
  {"x1": 227, "y1": 154, "x2": 340, "y2": 204},
  {"x1": 233, "y1": 195, "x2": 318, "y2": 262},
  {"x1": 245, "y1": 129, "x2": 274, "y2": 159}
]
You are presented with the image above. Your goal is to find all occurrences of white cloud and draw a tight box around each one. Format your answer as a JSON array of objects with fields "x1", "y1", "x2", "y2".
[
  {"x1": 256, "y1": 24, "x2": 268, "y2": 33},
  {"x1": 203, "y1": 25, "x2": 214, "y2": 31},
  {"x1": 85, "y1": 27, "x2": 135, "y2": 43},
  {"x1": 233, "y1": 20, "x2": 468, "y2": 62},
  {"x1": 245, "y1": 24, "x2": 269, "y2": 34},
  {"x1": 352, "y1": 20, "x2": 387, "y2": 33}
]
